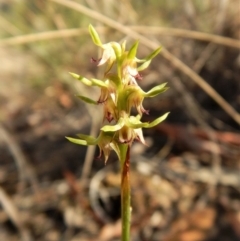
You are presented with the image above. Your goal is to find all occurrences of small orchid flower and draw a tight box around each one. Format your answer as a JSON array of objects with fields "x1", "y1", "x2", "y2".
[
  {"x1": 117, "y1": 83, "x2": 168, "y2": 116},
  {"x1": 89, "y1": 25, "x2": 122, "y2": 74},
  {"x1": 101, "y1": 112, "x2": 169, "y2": 146},
  {"x1": 69, "y1": 72, "x2": 120, "y2": 121},
  {"x1": 66, "y1": 131, "x2": 119, "y2": 164}
]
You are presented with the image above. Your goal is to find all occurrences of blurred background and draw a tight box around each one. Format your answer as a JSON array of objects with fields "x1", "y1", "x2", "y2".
[{"x1": 0, "y1": 0, "x2": 240, "y2": 241}]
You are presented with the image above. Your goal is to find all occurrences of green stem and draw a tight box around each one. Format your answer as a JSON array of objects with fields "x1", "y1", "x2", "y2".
[{"x1": 120, "y1": 144, "x2": 131, "y2": 241}]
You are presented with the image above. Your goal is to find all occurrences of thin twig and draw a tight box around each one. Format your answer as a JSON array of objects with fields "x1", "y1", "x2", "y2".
[
  {"x1": 81, "y1": 107, "x2": 101, "y2": 186},
  {"x1": 0, "y1": 27, "x2": 104, "y2": 46},
  {"x1": 132, "y1": 26, "x2": 240, "y2": 49},
  {"x1": 0, "y1": 186, "x2": 33, "y2": 241},
  {"x1": 0, "y1": 124, "x2": 39, "y2": 191},
  {"x1": 192, "y1": 43, "x2": 217, "y2": 73}
]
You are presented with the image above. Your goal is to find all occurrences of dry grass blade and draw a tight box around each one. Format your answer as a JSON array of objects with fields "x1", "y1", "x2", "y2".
[
  {"x1": 48, "y1": 0, "x2": 240, "y2": 125},
  {"x1": 1, "y1": 26, "x2": 239, "y2": 49},
  {"x1": 0, "y1": 186, "x2": 32, "y2": 241},
  {"x1": 132, "y1": 26, "x2": 240, "y2": 49},
  {"x1": 0, "y1": 186, "x2": 23, "y2": 230},
  {"x1": 0, "y1": 15, "x2": 22, "y2": 35},
  {"x1": 0, "y1": 28, "x2": 105, "y2": 46}
]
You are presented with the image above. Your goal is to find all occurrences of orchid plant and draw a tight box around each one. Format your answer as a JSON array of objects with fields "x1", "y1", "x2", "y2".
[{"x1": 66, "y1": 25, "x2": 169, "y2": 241}]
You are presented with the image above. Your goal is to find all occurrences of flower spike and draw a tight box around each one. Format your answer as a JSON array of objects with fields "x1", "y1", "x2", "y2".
[{"x1": 67, "y1": 25, "x2": 169, "y2": 163}]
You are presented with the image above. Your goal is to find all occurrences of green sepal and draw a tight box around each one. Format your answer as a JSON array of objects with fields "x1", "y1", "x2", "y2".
[
  {"x1": 137, "y1": 46, "x2": 162, "y2": 71},
  {"x1": 137, "y1": 60, "x2": 151, "y2": 71},
  {"x1": 137, "y1": 46, "x2": 162, "y2": 63},
  {"x1": 147, "y1": 112, "x2": 170, "y2": 128},
  {"x1": 146, "y1": 46, "x2": 162, "y2": 60},
  {"x1": 127, "y1": 112, "x2": 169, "y2": 129},
  {"x1": 76, "y1": 95, "x2": 98, "y2": 105},
  {"x1": 127, "y1": 121, "x2": 148, "y2": 129},
  {"x1": 128, "y1": 41, "x2": 139, "y2": 59},
  {"x1": 69, "y1": 72, "x2": 92, "y2": 86},
  {"x1": 91, "y1": 78, "x2": 108, "y2": 88},
  {"x1": 76, "y1": 134, "x2": 98, "y2": 144},
  {"x1": 69, "y1": 72, "x2": 108, "y2": 89},
  {"x1": 88, "y1": 24, "x2": 102, "y2": 46},
  {"x1": 144, "y1": 83, "x2": 168, "y2": 97},
  {"x1": 101, "y1": 118, "x2": 125, "y2": 132},
  {"x1": 66, "y1": 133, "x2": 98, "y2": 146},
  {"x1": 66, "y1": 136, "x2": 89, "y2": 146}
]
